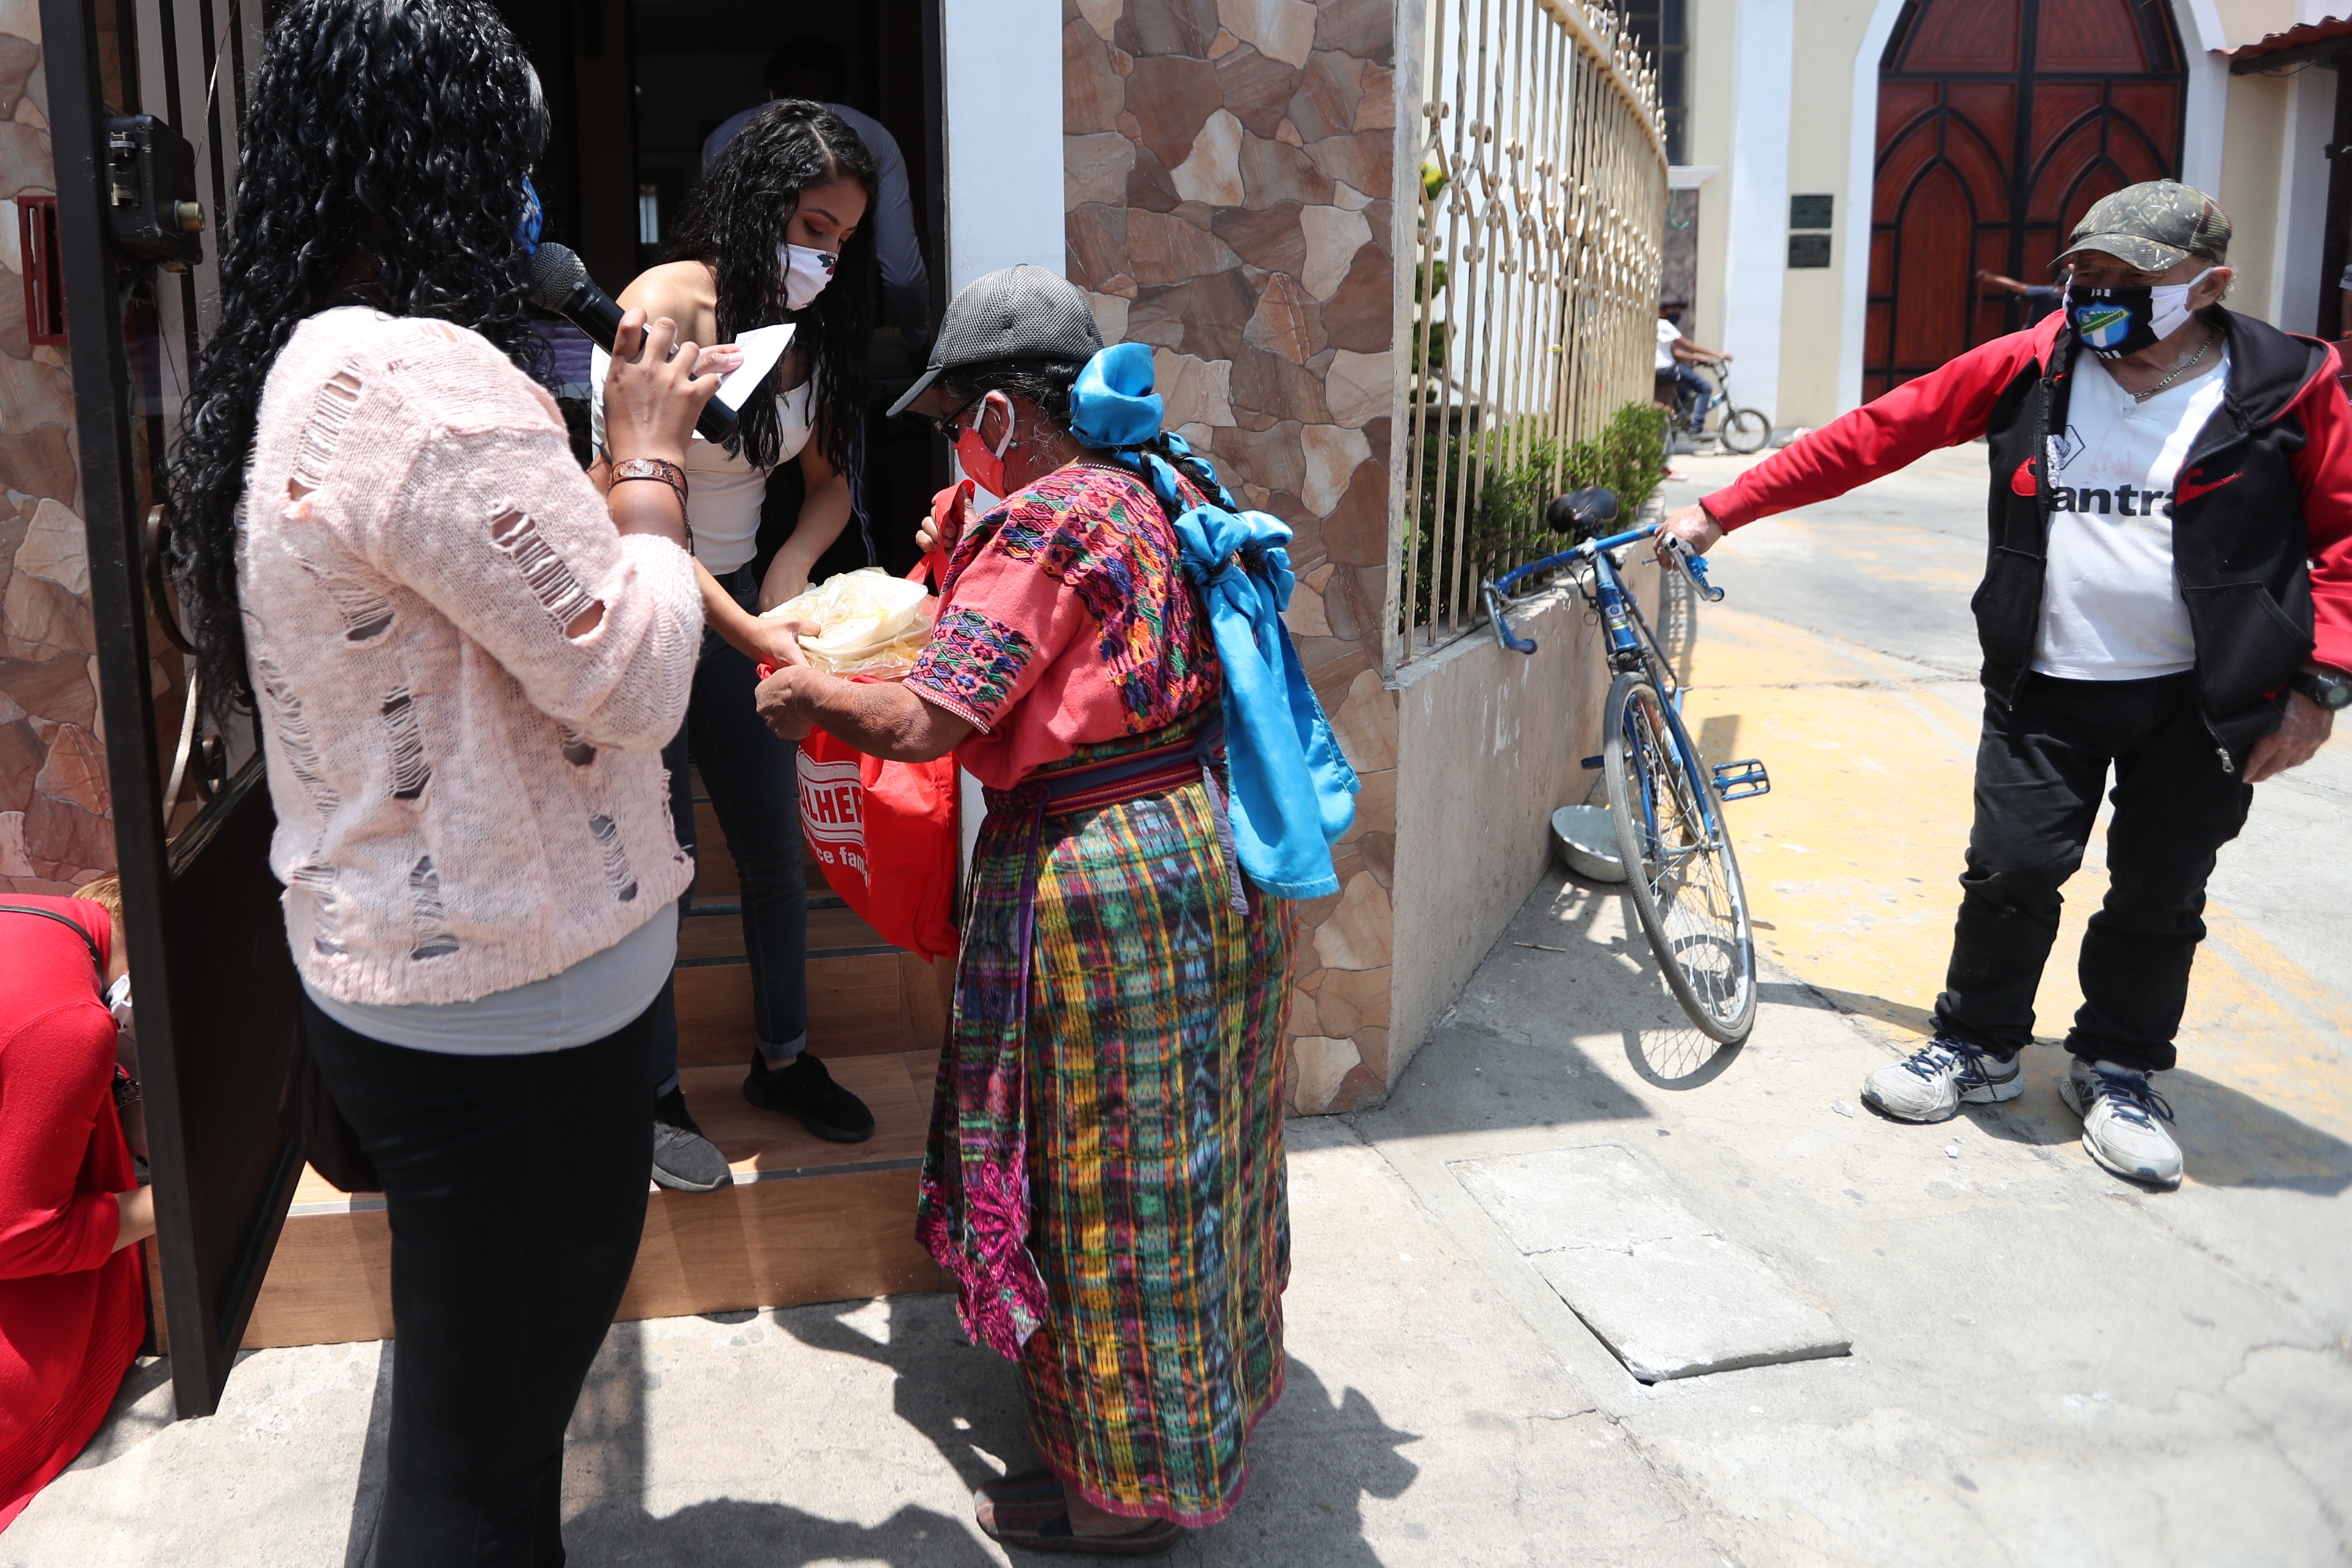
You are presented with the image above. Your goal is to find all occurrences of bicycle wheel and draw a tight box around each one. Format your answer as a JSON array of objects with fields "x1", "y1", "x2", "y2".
[
  {"x1": 1601, "y1": 671, "x2": 1757, "y2": 1042},
  {"x1": 1717, "y1": 405, "x2": 1772, "y2": 455}
]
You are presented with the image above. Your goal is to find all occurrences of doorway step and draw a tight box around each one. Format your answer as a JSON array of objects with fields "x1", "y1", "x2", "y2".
[{"x1": 229, "y1": 770, "x2": 953, "y2": 1350}]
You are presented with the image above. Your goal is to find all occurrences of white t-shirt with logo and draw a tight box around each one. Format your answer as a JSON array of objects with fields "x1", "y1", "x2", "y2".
[{"x1": 2033, "y1": 350, "x2": 2231, "y2": 680}]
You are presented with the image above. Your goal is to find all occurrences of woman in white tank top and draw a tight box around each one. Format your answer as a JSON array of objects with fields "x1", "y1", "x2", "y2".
[{"x1": 591, "y1": 102, "x2": 888, "y2": 1186}]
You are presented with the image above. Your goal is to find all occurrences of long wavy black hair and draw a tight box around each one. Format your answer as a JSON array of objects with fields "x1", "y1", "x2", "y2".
[
  {"x1": 666, "y1": 100, "x2": 877, "y2": 479},
  {"x1": 167, "y1": 0, "x2": 547, "y2": 722}
]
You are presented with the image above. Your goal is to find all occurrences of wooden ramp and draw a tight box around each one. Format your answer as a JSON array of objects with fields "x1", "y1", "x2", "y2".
[{"x1": 238, "y1": 772, "x2": 952, "y2": 1350}]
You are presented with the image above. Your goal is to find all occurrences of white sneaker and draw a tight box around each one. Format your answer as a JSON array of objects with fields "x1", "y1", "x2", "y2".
[
  {"x1": 1860, "y1": 1037, "x2": 2024, "y2": 1123},
  {"x1": 2060, "y1": 1059, "x2": 2182, "y2": 1188}
]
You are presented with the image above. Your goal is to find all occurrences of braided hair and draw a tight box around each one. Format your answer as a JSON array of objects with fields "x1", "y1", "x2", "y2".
[
  {"x1": 167, "y1": 0, "x2": 549, "y2": 723},
  {"x1": 666, "y1": 100, "x2": 877, "y2": 478}
]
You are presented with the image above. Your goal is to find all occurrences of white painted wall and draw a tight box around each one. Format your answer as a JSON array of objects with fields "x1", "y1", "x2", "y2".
[
  {"x1": 2270, "y1": 67, "x2": 2336, "y2": 335},
  {"x1": 2180, "y1": 52, "x2": 2231, "y2": 197},
  {"x1": 1836, "y1": 0, "x2": 1910, "y2": 416},
  {"x1": 940, "y1": 0, "x2": 1065, "y2": 289},
  {"x1": 1717, "y1": 0, "x2": 1793, "y2": 425},
  {"x1": 941, "y1": 0, "x2": 1064, "y2": 867},
  {"x1": 2177, "y1": 0, "x2": 2233, "y2": 196}
]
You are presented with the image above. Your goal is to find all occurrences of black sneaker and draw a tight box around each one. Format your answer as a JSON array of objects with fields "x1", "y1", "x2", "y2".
[
  {"x1": 651, "y1": 1089, "x2": 732, "y2": 1192},
  {"x1": 744, "y1": 1050, "x2": 875, "y2": 1143}
]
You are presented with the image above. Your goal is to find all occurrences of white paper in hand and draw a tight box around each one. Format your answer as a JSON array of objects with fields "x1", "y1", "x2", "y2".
[{"x1": 712, "y1": 323, "x2": 796, "y2": 417}]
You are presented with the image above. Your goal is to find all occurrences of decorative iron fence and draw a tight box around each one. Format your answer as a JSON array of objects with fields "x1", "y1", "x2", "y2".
[{"x1": 1394, "y1": 0, "x2": 1669, "y2": 664}]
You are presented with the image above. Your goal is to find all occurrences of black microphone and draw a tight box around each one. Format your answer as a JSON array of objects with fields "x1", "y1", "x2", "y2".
[{"x1": 525, "y1": 242, "x2": 739, "y2": 446}]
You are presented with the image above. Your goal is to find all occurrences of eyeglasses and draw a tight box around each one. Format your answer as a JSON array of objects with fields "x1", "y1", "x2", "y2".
[{"x1": 932, "y1": 390, "x2": 986, "y2": 442}]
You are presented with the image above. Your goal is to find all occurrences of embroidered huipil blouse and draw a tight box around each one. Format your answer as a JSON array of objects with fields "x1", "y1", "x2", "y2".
[{"x1": 904, "y1": 463, "x2": 1221, "y2": 787}]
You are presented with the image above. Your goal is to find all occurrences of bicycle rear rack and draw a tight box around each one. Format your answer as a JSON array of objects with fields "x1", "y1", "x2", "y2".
[{"x1": 1711, "y1": 759, "x2": 1771, "y2": 801}]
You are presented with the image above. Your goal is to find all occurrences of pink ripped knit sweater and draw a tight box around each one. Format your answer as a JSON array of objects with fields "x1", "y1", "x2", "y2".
[{"x1": 237, "y1": 307, "x2": 701, "y2": 1006}]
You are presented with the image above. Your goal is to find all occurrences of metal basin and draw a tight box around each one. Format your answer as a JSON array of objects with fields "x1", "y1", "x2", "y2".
[{"x1": 1551, "y1": 804, "x2": 1626, "y2": 883}]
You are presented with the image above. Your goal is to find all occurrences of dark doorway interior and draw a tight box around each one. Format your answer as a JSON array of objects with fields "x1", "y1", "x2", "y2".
[
  {"x1": 2318, "y1": 60, "x2": 2351, "y2": 344},
  {"x1": 500, "y1": 0, "x2": 942, "y2": 583}
]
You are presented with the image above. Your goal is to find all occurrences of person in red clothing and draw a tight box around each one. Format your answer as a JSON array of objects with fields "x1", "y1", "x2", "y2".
[
  {"x1": 1660, "y1": 181, "x2": 2352, "y2": 1190},
  {"x1": 0, "y1": 887, "x2": 155, "y2": 1531}
]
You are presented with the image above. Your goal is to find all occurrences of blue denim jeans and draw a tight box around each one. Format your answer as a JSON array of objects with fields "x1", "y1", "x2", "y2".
[{"x1": 651, "y1": 565, "x2": 809, "y2": 1098}]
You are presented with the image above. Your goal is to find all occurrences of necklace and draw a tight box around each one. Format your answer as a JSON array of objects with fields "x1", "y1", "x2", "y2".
[{"x1": 2129, "y1": 327, "x2": 2216, "y2": 403}]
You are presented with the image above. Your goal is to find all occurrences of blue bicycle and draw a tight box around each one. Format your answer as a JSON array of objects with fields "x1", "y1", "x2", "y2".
[{"x1": 1483, "y1": 489, "x2": 1771, "y2": 1043}]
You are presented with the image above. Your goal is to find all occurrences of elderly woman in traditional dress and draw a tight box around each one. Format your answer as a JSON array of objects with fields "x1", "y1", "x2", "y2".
[{"x1": 754, "y1": 265, "x2": 1353, "y2": 1553}]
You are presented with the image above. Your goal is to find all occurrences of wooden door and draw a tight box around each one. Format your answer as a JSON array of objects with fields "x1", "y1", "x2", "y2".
[{"x1": 1866, "y1": 0, "x2": 2187, "y2": 397}]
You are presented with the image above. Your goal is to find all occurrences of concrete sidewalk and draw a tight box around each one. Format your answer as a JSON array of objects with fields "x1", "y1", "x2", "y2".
[
  {"x1": 8, "y1": 1023, "x2": 1721, "y2": 1567},
  {"x1": 14, "y1": 870, "x2": 2347, "y2": 1565}
]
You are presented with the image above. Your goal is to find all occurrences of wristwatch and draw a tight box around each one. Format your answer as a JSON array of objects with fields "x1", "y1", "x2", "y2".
[{"x1": 2290, "y1": 667, "x2": 2352, "y2": 710}]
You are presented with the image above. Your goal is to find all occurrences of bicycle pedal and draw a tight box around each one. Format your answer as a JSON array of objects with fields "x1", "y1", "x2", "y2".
[{"x1": 1712, "y1": 758, "x2": 1770, "y2": 800}]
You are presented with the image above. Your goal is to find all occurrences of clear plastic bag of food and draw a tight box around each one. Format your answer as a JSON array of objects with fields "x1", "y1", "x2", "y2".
[{"x1": 760, "y1": 565, "x2": 938, "y2": 680}]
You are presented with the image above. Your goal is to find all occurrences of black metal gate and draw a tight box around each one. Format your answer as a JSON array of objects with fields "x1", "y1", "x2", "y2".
[{"x1": 39, "y1": 0, "x2": 297, "y2": 1420}]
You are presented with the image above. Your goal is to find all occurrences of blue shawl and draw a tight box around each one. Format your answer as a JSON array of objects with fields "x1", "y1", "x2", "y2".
[{"x1": 1067, "y1": 343, "x2": 1360, "y2": 900}]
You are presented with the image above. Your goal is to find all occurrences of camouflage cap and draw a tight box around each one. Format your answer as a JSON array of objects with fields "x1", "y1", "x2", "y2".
[{"x1": 2058, "y1": 180, "x2": 2231, "y2": 272}]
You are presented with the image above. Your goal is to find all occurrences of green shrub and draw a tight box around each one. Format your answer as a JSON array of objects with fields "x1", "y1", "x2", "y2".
[{"x1": 1404, "y1": 400, "x2": 1670, "y2": 630}]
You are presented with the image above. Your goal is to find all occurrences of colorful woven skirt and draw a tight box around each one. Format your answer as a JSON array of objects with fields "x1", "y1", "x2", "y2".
[{"x1": 918, "y1": 764, "x2": 1295, "y2": 1528}]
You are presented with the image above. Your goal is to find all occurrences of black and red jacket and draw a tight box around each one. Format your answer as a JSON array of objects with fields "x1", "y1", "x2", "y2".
[{"x1": 1705, "y1": 306, "x2": 2352, "y2": 763}]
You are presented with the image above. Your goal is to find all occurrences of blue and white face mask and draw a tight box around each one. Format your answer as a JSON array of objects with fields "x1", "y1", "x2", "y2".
[{"x1": 516, "y1": 173, "x2": 544, "y2": 256}]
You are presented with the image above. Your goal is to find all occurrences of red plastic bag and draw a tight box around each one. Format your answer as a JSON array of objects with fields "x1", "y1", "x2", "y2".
[
  {"x1": 797, "y1": 731, "x2": 959, "y2": 959},
  {"x1": 782, "y1": 550, "x2": 960, "y2": 959}
]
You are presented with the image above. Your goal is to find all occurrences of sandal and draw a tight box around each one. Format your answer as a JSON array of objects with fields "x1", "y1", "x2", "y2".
[
  {"x1": 974, "y1": 1468, "x2": 1067, "y2": 1535},
  {"x1": 978, "y1": 1508, "x2": 1182, "y2": 1558}
]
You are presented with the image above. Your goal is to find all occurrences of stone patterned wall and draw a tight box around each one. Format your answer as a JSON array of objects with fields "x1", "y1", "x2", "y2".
[
  {"x1": 1063, "y1": 0, "x2": 1403, "y2": 1113},
  {"x1": 0, "y1": 0, "x2": 113, "y2": 895}
]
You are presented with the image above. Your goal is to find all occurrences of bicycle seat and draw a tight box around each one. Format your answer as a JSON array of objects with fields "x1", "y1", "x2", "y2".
[{"x1": 1546, "y1": 486, "x2": 1620, "y2": 536}]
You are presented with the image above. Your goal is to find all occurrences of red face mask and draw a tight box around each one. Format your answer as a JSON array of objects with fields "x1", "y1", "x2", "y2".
[{"x1": 954, "y1": 395, "x2": 1015, "y2": 497}]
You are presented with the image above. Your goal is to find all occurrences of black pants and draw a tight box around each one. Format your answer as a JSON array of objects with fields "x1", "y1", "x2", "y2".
[
  {"x1": 1932, "y1": 672, "x2": 2253, "y2": 1073},
  {"x1": 303, "y1": 995, "x2": 656, "y2": 1567}
]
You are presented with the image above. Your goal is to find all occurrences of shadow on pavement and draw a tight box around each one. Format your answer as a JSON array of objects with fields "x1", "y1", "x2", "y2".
[
  {"x1": 1952, "y1": 1055, "x2": 2352, "y2": 1195},
  {"x1": 554, "y1": 1309, "x2": 996, "y2": 1567},
  {"x1": 340, "y1": 1341, "x2": 394, "y2": 1567},
  {"x1": 1442, "y1": 873, "x2": 2352, "y2": 1196},
  {"x1": 1620, "y1": 1020, "x2": 1743, "y2": 1089},
  {"x1": 364, "y1": 1285, "x2": 1423, "y2": 1563},
  {"x1": 1552, "y1": 877, "x2": 1748, "y2": 1090},
  {"x1": 1827, "y1": 1027, "x2": 2352, "y2": 1197},
  {"x1": 770, "y1": 1296, "x2": 1421, "y2": 1564},
  {"x1": 1790, "y1": 983, "x2": 1938, "y2": 1037}
]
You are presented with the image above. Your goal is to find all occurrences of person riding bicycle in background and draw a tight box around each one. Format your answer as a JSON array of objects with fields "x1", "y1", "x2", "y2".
[
  {"x1": 1656, "y1": 299, "x2": 1730, "y2": 433},
  {"x1": 1659, "y1": 180, "x2": 2352, "y2": 1190}
]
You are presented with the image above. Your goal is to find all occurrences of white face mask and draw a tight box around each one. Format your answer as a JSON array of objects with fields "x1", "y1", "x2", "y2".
[
  {"x1": 780, "y1": 243, "x2": 837, "y2": 311},
  {"x1": 2145, "y1": 268, "x2": 2213, "y2": 343}
]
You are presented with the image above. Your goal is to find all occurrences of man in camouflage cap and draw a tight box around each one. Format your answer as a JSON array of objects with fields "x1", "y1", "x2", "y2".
[{"x1": 1655, "y1": 179, "x2": 2352, "y2": 1190}]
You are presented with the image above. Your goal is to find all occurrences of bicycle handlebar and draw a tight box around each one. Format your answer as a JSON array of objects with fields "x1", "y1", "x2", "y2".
[
  {"x1": 1483, "y1": 520, "x2": 1726, "y2": 654},
  {"x1": 1655, "y1": 529, "x2": 1727, "y2": 604}
]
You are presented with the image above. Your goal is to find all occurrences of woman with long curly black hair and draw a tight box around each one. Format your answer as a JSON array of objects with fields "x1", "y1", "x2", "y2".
[
  {"x1": 587, "y1": 101, "x2": 883, "y2": 1187},
  {"x1": 166, "y1": 1, "x2": 729, "y2": 1559}
]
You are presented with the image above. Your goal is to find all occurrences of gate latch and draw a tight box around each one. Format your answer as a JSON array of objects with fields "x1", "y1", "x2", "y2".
[{"x1": 104, "y1": 115, "x2": 204, "y2": 273}]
